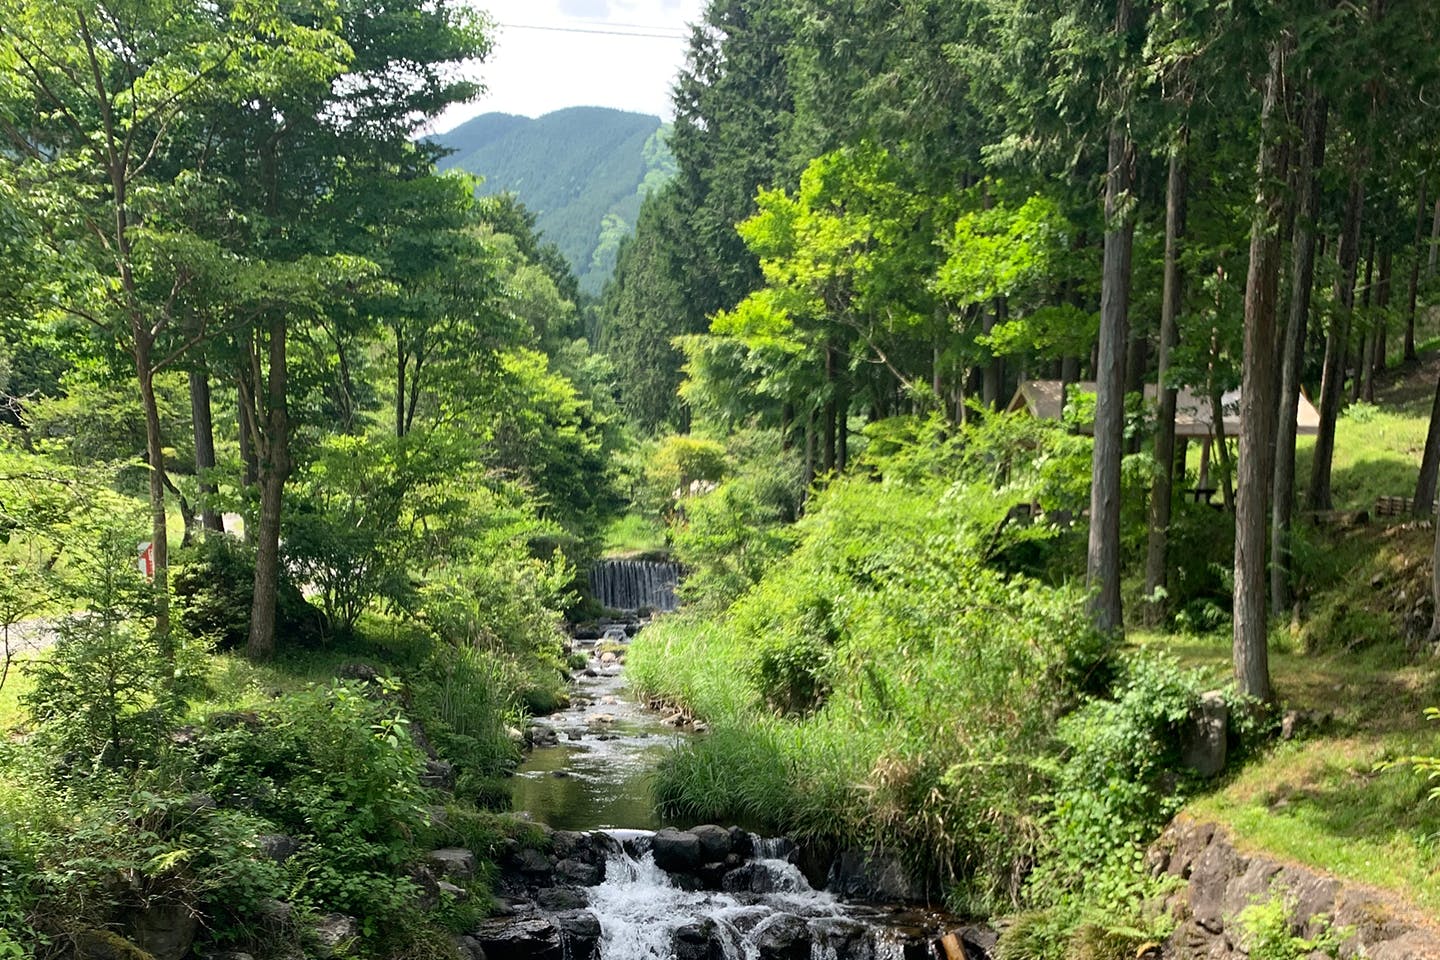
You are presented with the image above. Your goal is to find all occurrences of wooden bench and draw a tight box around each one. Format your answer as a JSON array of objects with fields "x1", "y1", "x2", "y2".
[
  {"x1": 1373, "y1": 495, "x2": 1435, "y2": 518},
  {"x1": 1186, "y1": 486, "x2": 1218, "y2": 504}
]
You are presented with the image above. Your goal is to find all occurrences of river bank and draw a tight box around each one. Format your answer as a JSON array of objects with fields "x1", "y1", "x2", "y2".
[{"x1": 482, "y1": 625, "x2": 991, "y2": 960}]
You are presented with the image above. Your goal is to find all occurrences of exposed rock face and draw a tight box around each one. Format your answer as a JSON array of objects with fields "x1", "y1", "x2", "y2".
[
  {"x1": 1180, "y1": 693, "x2": 1229, "y2": 778},
  {"x1": 1153, "y1": 817, "x2": 1440, "y2": 960},
  {"x1": 826, "y1": 848, "x2": 926, "y2": 903},
  {"x1": 691, "y1": 824, "x2": 734, "y2": 862},
  {"x1": 314, "y1": 914, "x2": 360, "y2": 958},
  {"x1": 428, "y1": 846, "x2": 478, "y2": 879},
  {"x1": 472, "y1": 916, "x2": 564, "y2": 960},
  {"x1": 755, "y1": 913, "x2": 811, "y2": 960},
  {"x1": 255, "y1": 833, "x2": 298, "y2": 863},
  {"x1": 672, "y1": 920, "x2": 727, "y2": 960},
  {"x1": 420, "y1": 758, "x2": 456, "y2": 790},
  {"x1": 128, "y1": 901, "x2": 199, "y2": 960}
]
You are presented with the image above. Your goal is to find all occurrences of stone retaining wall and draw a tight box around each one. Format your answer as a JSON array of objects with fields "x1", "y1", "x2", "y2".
[{"x1": 1150, "y1": 817, "x2": 1440, "y2": 960}]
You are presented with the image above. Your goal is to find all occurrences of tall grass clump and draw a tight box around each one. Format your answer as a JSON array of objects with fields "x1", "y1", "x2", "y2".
[
  {"x1": 630, "y1": 415, "x2": 1106, "y2": 908},
  {"x1": 633, "y1": 413, "x2": 1251, "y2": 921}
]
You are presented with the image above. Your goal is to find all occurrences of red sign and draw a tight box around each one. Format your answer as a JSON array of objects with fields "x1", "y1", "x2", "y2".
[{"x1": 137, "y1": 541, "x2": 154, "y2": 580}]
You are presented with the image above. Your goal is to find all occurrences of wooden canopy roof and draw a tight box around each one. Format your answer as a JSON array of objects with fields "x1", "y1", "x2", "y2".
[{"x1": 1006, "y1": 380, "x2": 1320, "y2": 438}]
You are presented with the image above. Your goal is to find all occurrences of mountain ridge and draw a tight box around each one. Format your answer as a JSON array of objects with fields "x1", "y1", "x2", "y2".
[{"x1": 432, "y1": 106, "x2": 675, "y2": 295}]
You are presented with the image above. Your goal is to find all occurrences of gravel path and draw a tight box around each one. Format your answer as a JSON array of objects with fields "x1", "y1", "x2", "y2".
[{"x1": 2, "y1": 618, "x2": 58, "y2": 656}]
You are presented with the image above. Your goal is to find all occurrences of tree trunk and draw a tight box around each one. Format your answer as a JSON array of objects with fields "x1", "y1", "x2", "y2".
[
  {"x1": 1143, "y1": 142, "x2": 1188, "y2": 623},
  {"x1": 1210, "y1": 387, "x2": 1235, "y2": 512},
  {"x1": 1061, "y1": 355, "x2": 1080, "y2": 399},
  {"x1": 1406, "y1": 176, "x2": 1425, "y2": 364},
  {"x1": 1307, "y1": 169, "x2": 1365, "y2": 511},
  {"x1": 835, "y1": 352, "x2": 850, "y2": 473},
  {"x1": 1125, "y1": 326, "x2": 1147, "y2": 395},
  {"x1": 1087, "y1": 108, "x2": 1135, "y2": 636},
  {"x1": 1415, "y1": 376, "x2": 1440, "y2": 514},
  {"x1": 1429, "y1": 493, "x2": 1440, "y2": 644},
  {"x1": 983, "y1": 300, "x2": 1003, "y2": 411},
  {"x1": 1430, "y1": 195, "x2": 1440, "y2": 279},
  {"x1": 238, "y1": 380, "x2": 259, "y2": 488},
  {"x1": 822, "y1": 344, "x2": 837, "y2": 474},
  {"x1": 246, "y1": 315, "x2": 291, "y2": 661},
  {"x1": 803, "y1": 411, "x2": 815, "y2": 489},
  {"x1": 135, "y1": 343, "x2": 170, "y2": 643},
  {"x1": 1272, "y1": 90, "x2": 1326, "y2": 616},
  {"x1": 1371, "y1": 248, "x2": 1392, "y2": 391},
  {"x1": 189, "y1": 364, "x2": 223, "y2": 533},
  {"x1": 1234, "y1": 41, "x2": 1287, "y2": 703},
  {"x1": 396, "y1": 330, "x2": 408, "y2": 439},
  {"x1": 932, "y1": 341, "x2": 943, "y2": 404},
  {"x1": 1359, "y1": 237, "x2": 1377, "y2": 401}
]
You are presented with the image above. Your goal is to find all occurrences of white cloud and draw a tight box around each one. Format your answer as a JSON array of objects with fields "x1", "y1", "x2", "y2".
[{"x1": 433, "y1": 0, "x2": 706, "y2": 131}]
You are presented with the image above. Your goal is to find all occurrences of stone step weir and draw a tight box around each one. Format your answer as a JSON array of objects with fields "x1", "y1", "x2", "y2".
[
  {"x1": 588, "y1": 560, "x2": 682, "y2": 613},
  {"x1": 458, "y1": 825, "x2": 993, "y2": 960}
]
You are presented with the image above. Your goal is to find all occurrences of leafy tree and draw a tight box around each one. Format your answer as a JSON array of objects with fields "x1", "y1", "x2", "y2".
[{"x1": 0, "y1": 0, "x2": 321, "y2": 639}]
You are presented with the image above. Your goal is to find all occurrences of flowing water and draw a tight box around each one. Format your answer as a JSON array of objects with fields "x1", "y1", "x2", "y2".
[
  {"x1": 588, "y1": 840, "x2": 916, "y2": 960},
  {"x1": 507, "y1": 632, "x2": 967, "y2": 960},
  {"x1": 511, "y1": 648, "x2": 686, "y2": 830},
  {"x1": 588, "y1": 561, "x2": 683, "y2": 612}
]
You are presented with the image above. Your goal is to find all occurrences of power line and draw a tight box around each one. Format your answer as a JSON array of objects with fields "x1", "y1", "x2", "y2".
[{"x1": 495, "y1": 22, "x2": 688, "y2": 41}]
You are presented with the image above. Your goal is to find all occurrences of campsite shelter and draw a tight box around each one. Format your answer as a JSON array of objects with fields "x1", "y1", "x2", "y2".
[{"x1": 1005, "y1": 380, "x2": 1320, "y2": 438}]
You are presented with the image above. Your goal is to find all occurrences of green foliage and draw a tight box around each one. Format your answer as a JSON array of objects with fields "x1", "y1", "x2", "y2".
[
  {"x1": 642, "y1": 435, "x2": 729, "y2": 508},
  {"x1": 1155, "y1": 497, "x2": 1237, "y2": 633},
  {"x1": 197, "y1": 679, "x2": 429, "y2": 927},
  {"x1": 1343, "y1": 400, "x2": 1381, "y2": 425},
  {"x1": 1387, "y1": 707, "x2": 1440, "y2": 802},
  {"x1": 172, "y1": 538, "x2": 327, "y2": 651},
  {"x1": 284, "y1": 434, "x2": 415, "y2": 633},
  {"x1": 486, "y1": 349, "x2": 623, "y2": 549},
  {"x1": 669, "y1": 431, "x2": 805, "y2": 610},
  {"x1": 632, "y1": 466, "x2": 1107, "y2": 904},
  {"x1": 20, "y1": 528, "x2": 193, "y2": 768},
  {"x1": 1029, "y1": 657, "x2": 1257, "y2": 918},
  {"x1": 408, "y1": 646, "x2": 522, "y2": 802},
  {"x1": 1235, "y1": 892, "x2": 1345, "y2": 960}
]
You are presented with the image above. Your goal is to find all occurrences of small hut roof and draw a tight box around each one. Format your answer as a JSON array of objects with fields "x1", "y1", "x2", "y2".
[{"x1": 1006, "y1": 380, "x2": 1319, "y2": 438}]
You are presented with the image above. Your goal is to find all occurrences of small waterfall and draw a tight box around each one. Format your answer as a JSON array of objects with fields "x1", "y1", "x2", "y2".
[
  {"x1": 589, "y1": 560, "x2": 682, "y2": 612},
  {"x1": 582, "y1": 841, "x2": 910, "y2": 960},
  {"x1": 477, "y1": 827, "x2": 972, "y2": 960}
]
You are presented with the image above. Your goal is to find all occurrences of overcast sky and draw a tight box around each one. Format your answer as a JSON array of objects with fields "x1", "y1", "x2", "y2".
[{"x1": 434, "y1": 0, "x2": 708, "y2": 131}]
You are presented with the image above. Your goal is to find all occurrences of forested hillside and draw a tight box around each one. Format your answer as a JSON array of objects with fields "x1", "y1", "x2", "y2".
[{"x1": 434, "y1": 107, "x2": 676, "y2": 295}]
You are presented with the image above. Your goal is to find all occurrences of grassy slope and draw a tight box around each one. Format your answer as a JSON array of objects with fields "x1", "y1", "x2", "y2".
[{"x1": 1154, "y1": 357, "x2": 1440, "y2": 915}]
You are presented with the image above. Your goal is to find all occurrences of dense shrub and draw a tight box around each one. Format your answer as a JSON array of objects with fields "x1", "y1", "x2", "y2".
[
  {"x1": 173, "y1": 537, "x2": 328, "y2": 650},
  {"x1": 632, "y1": 475, "x2": 1107, "y2": 906},
  {"x1": 669, "y1": 430, "x2": 805, "y2": 610},
  {"x1": 1024, "y1": 656, "x2": 1260, "y2": 935},
  {"x1": 633, "y1": 414, "x2": 1258, "y2": 920}
]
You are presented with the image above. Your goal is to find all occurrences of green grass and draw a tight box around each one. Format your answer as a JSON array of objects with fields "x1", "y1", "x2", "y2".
[
  {"x1": 1294, "y1": 405, "x2": 1431, "y2": 513},
  {"x1": 601, "y1": 512, "x2": 669, "y2": 556},
  {"x1": 1135, "y1": 617, "x2": 1440, "y2": 914},
  {"x1": 0, "y1": 655, "x2": 37, "y2": 732},
  {"x1": 1135, "y1": 356, "x2": 1440, "y2": 915}
]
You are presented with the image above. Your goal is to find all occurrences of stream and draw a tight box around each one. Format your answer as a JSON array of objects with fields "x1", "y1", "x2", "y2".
[
  {"x1": 489, "y1": 628, "x2": 987, "y2": 960},
  {"x1": 512, "y1": 640, "x2": 685, "y2": 831}
]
